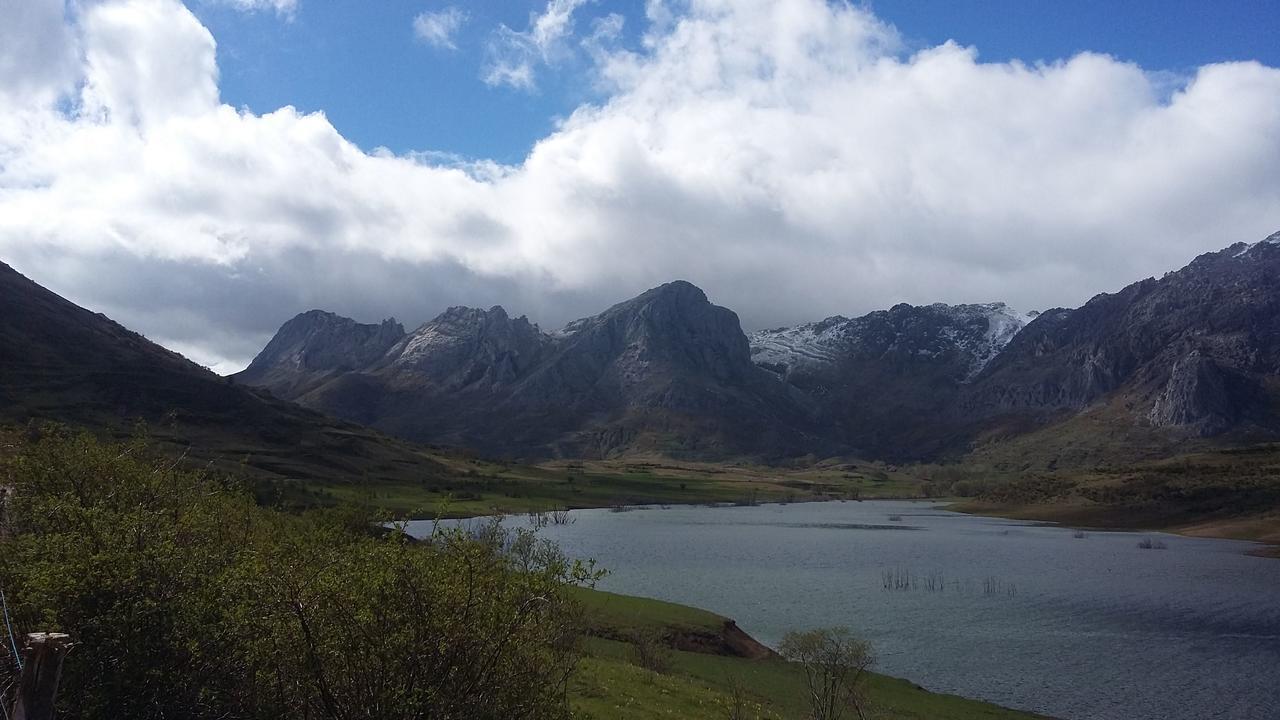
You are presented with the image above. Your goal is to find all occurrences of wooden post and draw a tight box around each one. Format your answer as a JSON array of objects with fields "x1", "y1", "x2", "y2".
[{"x1": 13, "y1": 633, "x2": 71, "y2": 720}]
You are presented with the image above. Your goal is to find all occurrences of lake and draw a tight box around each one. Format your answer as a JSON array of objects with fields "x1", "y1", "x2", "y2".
[{"x1": 406, "y1": 500, "x2": 1280, "y2": 720}]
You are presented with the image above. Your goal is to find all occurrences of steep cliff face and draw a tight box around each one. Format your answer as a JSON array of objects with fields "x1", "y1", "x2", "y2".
[
  {"x1": 967, "y1": 233, "x2": 1280, "y2": 437},
  {"x1": 1146, "y1": 351, "x2": 1239, "y2": 435}
]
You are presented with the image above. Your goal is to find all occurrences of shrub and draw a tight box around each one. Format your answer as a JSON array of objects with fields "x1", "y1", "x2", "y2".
[
  {"x1": 780, "y1": 627, "x2": 874, "y2": 720},
  {"x1": 0, "y1": 427, "x2": 597, "y2": 720},
  {"x1": 628, "y1": 628, "x2": 672, "y2": 674}
]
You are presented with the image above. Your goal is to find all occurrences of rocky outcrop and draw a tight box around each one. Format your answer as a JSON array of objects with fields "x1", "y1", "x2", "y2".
[
  {"x1": 1146, "y1": 351, "x2": 1238, "y2": 435},
  {"x1": 966, "y1": 233, "x2": 1280, "y2": 437},
  {"x1": 387, "y1": 305, "x2": 551, "y2": 389},
  {"x1": 236, "y1": 310, "x2": 404, "y2": 396}
]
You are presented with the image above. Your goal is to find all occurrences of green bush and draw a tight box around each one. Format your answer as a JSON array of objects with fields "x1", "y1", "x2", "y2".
[{"x1": 0, "y1": 427, "x2": 597, "y2": 719}]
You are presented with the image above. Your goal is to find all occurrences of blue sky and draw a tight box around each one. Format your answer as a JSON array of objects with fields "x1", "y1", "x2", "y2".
[
  {"x1": 194, "y1": 0, "x2": 1280, "y2": 162},
  {"x1": 2, "y1": 0, "x2": 1279, "y2": 372}
]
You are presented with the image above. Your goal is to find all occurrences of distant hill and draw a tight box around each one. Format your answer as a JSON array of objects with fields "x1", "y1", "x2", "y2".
[{"x1": 0, "y1": 259, "x2": 475, "y2": 492}]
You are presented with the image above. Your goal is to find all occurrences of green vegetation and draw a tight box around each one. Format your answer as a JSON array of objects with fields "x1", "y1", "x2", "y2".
[
  {"x1": 0, "y1": 427, "x2": 1047, "y2": 719},
  {"x1": 0, "y1": 426, "x2": 597, "y2": 719},
  {"x1": 311, "y1": 455, "x2": 927, "y2": 520},
  {"x1": 779, "y1": 628, "x2": 874, "y2": 720},
  {"x1": 933, "y1": 442, "x2": 1280, "y2": 549},
  {"x1": 568, "y1": 590, "x2": 1044, "y2": 720}
]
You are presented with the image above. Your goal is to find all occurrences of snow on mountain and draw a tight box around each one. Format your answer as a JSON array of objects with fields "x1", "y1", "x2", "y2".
[
  {"x1": 1232, "y1": 230, "x2": 1280, "y2": 258},
  {"x1": 750, "y1": 302, "x2": 1036, "y2": 380}
]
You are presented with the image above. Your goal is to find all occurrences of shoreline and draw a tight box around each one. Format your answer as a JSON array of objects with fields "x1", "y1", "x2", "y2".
[
  {"x1": 420, "y1": 494, "x2": 1280, "y2": 559},
  {"x1": 574, "y1": 587, "x2": 1049, "y2": 719},
  {"x1": 947, "y1": 500, "x2": 1280, "y2": 559}
]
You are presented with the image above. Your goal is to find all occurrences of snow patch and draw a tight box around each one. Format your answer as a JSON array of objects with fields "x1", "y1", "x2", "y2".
[{"x1": 750, "y1": 303, "x2": 1035, "y2": 379}]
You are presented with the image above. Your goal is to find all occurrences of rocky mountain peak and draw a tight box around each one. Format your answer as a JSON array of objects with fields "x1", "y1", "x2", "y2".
[
  {"x1": 1229, "y1": 229, "x2": 1280, "y2": 259},
  {"x1": 388, "y1": 304, "x2": 549, "y2": 387},
  {"x1": 750, "y1": 300, "x2": 1033, "y2": 380},
  {"x1": 562, "y1": 279, "x2": 755, "y2": 384},
  {"x1": 237, "y1": 310, "x2": 405, "y2": 385}
]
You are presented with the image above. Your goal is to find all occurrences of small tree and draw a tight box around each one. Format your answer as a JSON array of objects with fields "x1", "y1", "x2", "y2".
[
  {"x1": 779, "y1": 627, "x2": 874, "y2": 720},
  {"x1": 629, "y1": 628, "x2": 672, "y2": 675}
]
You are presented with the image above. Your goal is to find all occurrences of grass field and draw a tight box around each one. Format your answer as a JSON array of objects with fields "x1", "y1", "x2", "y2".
[
  {"x1": 309, "y1": 453, "x2": 927, "y2": 518},
  {"x1": 568, "y1": 588, "x2": 1046, "y2": 720}
]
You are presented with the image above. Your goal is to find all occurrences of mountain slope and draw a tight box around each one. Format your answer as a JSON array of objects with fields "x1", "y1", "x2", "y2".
[
  {"x1": 239, "y1": 281, "x2": 826, "y2": 460},
  {"x1": 239, "y1": 232, "x2": 1280, "y2": 464},
  {"x1": 748, "y1": 303, "x2": 1036, "y2": 459},
  {"x1": 0, "y1": 260, "x2": 474, "y2": 490},
  {"x1": 966, "y1": 233, "x2": 1280, "y2": 451}
]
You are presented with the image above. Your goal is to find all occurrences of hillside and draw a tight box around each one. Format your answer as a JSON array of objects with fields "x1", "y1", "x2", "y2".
[{"x1": 0, "y1": 259, "x2": 506, "y2": 499}]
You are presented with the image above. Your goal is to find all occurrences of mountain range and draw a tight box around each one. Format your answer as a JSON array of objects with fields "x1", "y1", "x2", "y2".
[{"x1": 236, "y1": 232, "x2": 1280, "y2": 464}]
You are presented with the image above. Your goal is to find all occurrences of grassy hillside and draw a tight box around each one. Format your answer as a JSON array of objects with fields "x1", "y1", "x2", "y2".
[
  {"x1": 569, "y1": 589, "x2": 1046, "y2": 720},
  {"x1": 936, "y1": 442, "x2": 1280, "y2": 553}
]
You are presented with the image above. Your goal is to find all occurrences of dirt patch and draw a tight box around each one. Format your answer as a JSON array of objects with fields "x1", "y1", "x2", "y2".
[
  {"x1": 666, "y1": 620, "x2": 775, "y2": 660},
  {"x1": 590, "y1": 620, "x2": 776, "y2": 660}
]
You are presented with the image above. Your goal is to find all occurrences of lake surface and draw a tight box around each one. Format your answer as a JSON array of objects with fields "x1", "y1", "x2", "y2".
[{"x1": 407, "y1": 501, "x2": 1280, "y2": 720}]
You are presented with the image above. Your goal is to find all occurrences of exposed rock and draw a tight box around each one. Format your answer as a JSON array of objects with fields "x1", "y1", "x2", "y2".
[
  {"x1": 238, "y1": 280, "x2": 824, "y2": 460},
  {"x1": 1147, "y1": 351, "x2": 1237, "y2": 435},
  {"x1": 237, "y1": 231, "x2": 1280, "y2": 461},
  {"x1": 236, "y1": 310, "x2": 404, "y2": 396},
  {"x1": 967, "y1": 233, "x2": 1280, "y2": 439},
  {"x1": 748, "y1": 302, "x2": 1037, "y2": 459}
]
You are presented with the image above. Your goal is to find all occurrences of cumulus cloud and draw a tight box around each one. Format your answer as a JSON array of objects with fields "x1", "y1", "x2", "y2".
[
  {"x1": 413, "y1": 6, "x2": 467, "y2": 50},
  {"x1": 484, "y1": 0, "x2": 591, "y2": 90},
  {"x1": 1, "y1": 0, "x2": 1279, "y2": 373}
]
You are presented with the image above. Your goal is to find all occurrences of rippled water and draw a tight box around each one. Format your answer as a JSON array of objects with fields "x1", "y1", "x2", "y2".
[{"x1": 407, "y1": 501, "x2": 1280, "y2": 720}]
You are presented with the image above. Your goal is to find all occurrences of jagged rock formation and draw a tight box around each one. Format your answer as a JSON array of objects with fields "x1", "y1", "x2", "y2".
[
  {"x1": 1146, "y1": 351, "x2": 1238, "y2": 435},
  {"x1": 751, "y1": 302, "x2": 1034, "y2": 381},
  {"x1": 966, "y1": 232, "x2": 1280, "y2": 439},
  {"x1": 239, "y1": 232, "x2": 1280, "y2": 461},
  {"x1": 749, "y1": 303, "x2": 1036, "y2": 459},
  {"x1": 238, "y1": 281, "x2": 823, "y2": 460},
  {"x1": 236, "y1": 310, "x2": 405, "y2": 397}
]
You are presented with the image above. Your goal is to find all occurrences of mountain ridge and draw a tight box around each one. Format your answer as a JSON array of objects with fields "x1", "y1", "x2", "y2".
[{"x1": 237, "y1": 232, "x2": 1280, "y2": 463}]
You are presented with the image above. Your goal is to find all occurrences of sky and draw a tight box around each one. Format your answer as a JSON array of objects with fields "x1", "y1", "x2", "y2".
[{"x1": 1, "y1": 0, "x2": 1279, "y2": 373}]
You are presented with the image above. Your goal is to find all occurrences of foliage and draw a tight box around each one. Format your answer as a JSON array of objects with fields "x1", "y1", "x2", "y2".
[
  {"x1": 779, "y1": 628, "x2": 875, "y2": 720},
  {"x1": 0, "y1": 426, "x2": 599, "y2": 720},
  {"x1": 628, "y1": 628, "x2": 673, "y2": 675}
]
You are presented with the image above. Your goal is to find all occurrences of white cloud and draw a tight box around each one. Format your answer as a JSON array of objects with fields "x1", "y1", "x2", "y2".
[
  {"x1": 80, "y1": 0, "x2": 220, "y2": 127},
  {"x1": 484, "y1": 0, "x2": 591, "y2": 90},
  {"x1": 413, "y1": 6, "x2": 467, "y2": 50},
  {"x1": 0, "y1": 0, "x2": 79, "y2": 106},
  {"x1": 1, "y1": 0, "x2": 1279, "y2": 373},
  {"x1": 208, "y1": 0, "x2": 296, "y2": 17}
]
